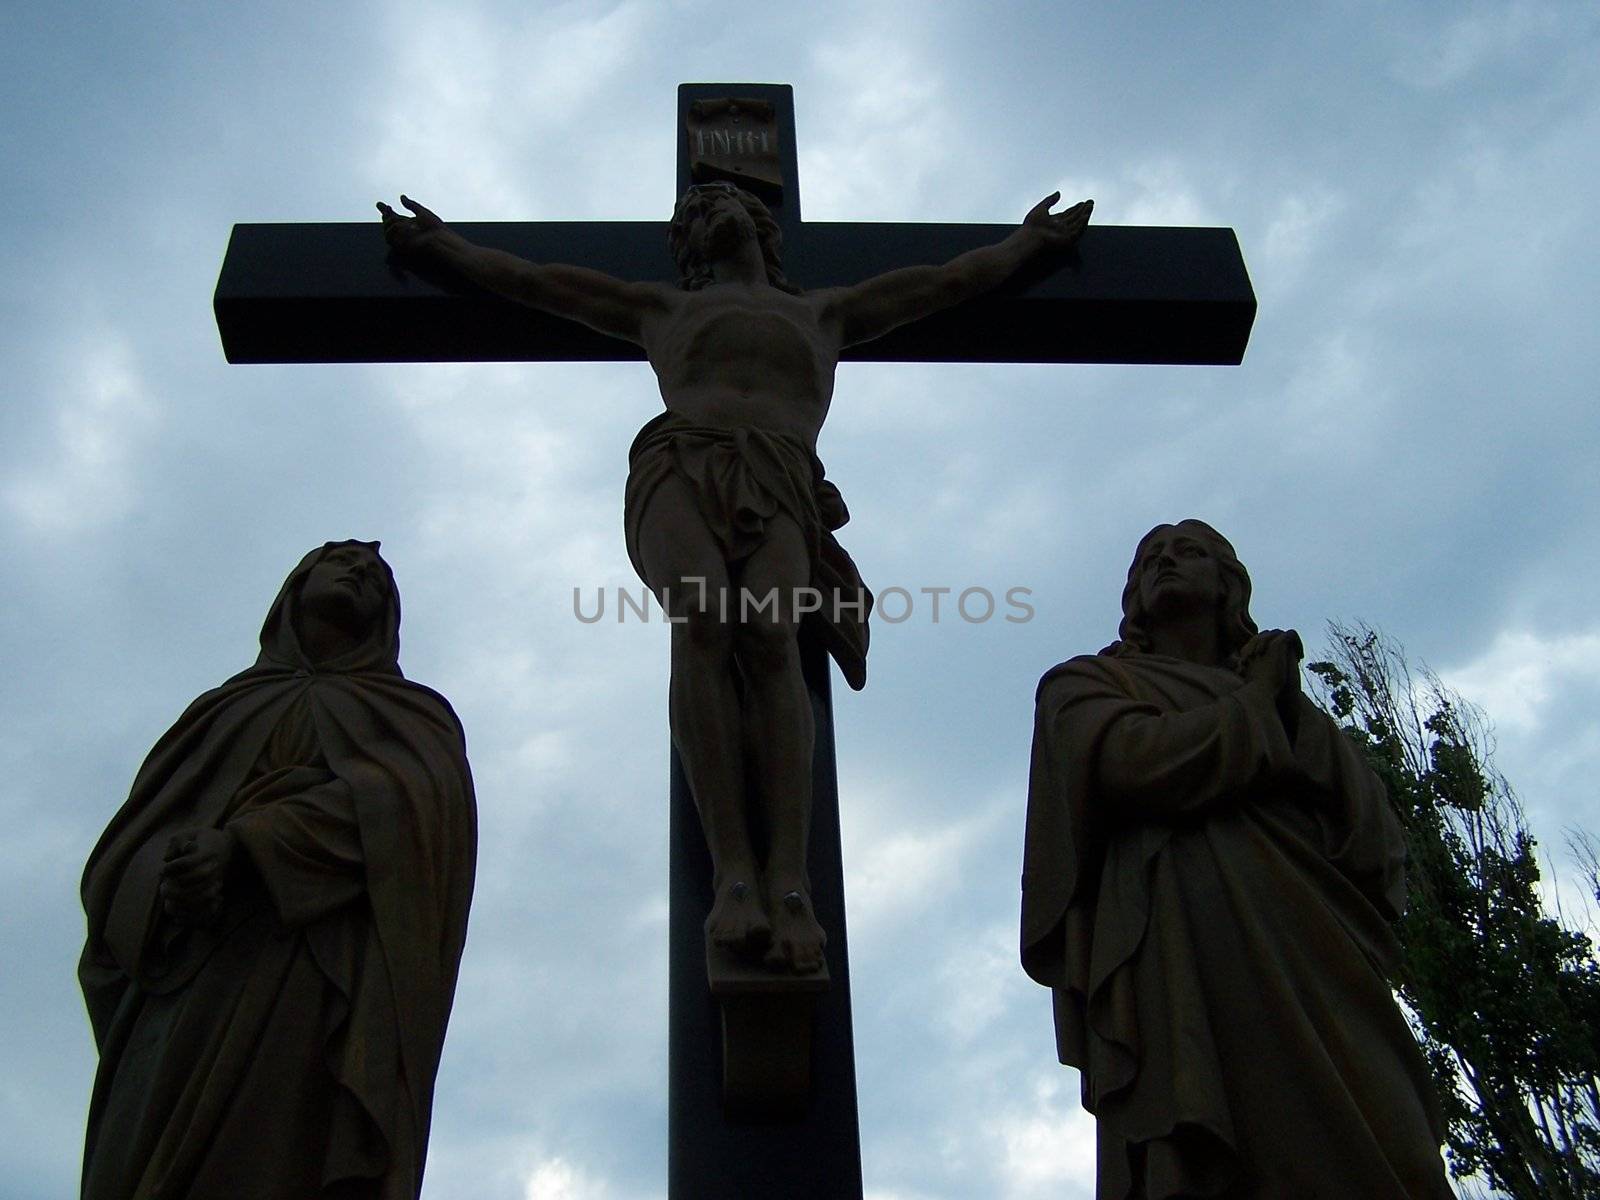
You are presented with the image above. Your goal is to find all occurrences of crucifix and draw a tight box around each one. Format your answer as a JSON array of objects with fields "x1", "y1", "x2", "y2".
[{"x1": 215, "y1": 82, "x2": 1255, "y2": 1200}]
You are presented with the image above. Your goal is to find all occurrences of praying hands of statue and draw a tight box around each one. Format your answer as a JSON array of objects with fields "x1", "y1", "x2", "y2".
[
  {"x1": 159, "y1": 827, "x2": 238, "y2": 927},
  {"x1": 1239, "y1": 628, "x2": 1305, "y2": 739}
]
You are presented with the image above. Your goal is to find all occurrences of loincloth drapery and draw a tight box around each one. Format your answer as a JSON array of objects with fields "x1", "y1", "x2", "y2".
[{"x1": 623, "y1": 411, "x2": 871, "y2": 690}]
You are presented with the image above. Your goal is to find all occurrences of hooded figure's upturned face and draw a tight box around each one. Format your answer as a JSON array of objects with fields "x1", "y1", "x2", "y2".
[{"x1": 299, "y1": 543, "x2": 388, "y2": 634}]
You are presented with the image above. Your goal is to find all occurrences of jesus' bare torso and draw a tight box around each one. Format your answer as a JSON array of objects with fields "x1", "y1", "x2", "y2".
[
  {"x1": 380, "y1": 183, "x2": 1090, "y2": 972},
  {"x1": 648, "y1": 283, "x2": 835, "y2": 444}
]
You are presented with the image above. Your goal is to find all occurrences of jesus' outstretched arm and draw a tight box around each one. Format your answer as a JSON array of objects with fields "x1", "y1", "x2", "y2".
[
  {"x1": 377, "y1": 195, "x2": 668, "y2": 344},
  {"x1": 817, "y1": 193, "x2": 1091, "y2": 348}
]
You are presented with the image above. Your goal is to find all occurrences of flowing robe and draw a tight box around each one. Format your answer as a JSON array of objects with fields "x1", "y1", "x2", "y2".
[
  {"x1": 79, "y1": 546, "x2": 476, "y2": 1200},
  {"x1": 1021, "y1": 651, "x2": 1451, "y2": 1199}
]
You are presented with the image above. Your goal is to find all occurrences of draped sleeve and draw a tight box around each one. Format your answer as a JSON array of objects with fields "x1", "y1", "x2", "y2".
[{"x1": 1022, "y1": 654, "x2": 1294, "y2": 1002}]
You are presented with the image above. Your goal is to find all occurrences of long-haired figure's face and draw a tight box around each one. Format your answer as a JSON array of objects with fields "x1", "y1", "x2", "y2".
[
  {"x1": 1117, "y1": 520, "x2": 1258, "y2": 660},
  {"x1": 1135, "y1": 526, "x2": 1223, "y2": 618},
  {"x1": 674, "y1": 184, "x2": 755, "y2": 259},
  {"x1": 667, "y1": 182, "x2": 791, "y2": 291}
]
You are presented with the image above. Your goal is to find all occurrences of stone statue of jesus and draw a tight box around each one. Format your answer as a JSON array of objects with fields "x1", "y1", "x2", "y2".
[{"x1": 380, "y1": 182, "x2": 1090, "y2": 972}]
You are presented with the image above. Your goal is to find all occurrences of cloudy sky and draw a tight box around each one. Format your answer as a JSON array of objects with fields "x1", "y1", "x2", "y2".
[{"x1": 4, "y1": 2, "x2": 1598, "y2": 1197}]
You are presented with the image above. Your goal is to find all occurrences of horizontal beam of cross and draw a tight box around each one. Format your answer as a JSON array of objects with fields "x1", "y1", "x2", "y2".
[{"x1": 213, "y1": 220, "x2": 1256, "y2": 366}]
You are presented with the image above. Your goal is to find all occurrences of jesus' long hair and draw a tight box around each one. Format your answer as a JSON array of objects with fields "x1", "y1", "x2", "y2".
[{"x1": 667, "y1": 182, "x2": 801, "y2": 295}]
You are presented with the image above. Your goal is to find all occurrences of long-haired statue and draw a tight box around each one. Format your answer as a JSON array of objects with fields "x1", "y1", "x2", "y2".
[{"x1": 1022, "y1": 520, "x2": 1452, "y2": 1198}]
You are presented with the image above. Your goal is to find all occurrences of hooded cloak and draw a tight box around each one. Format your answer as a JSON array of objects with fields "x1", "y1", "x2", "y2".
[
  {"x1": 79, "y1": 541, "x2": 476, "y2": 1200},
  {"x1": 1021, "y1": 650, "x2": 1449, "y2": 1199}
]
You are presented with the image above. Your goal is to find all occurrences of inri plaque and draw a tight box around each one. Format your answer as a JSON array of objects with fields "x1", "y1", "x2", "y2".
[{"x1": 685, "y1": 97, "x2": 783, "y2": 203}]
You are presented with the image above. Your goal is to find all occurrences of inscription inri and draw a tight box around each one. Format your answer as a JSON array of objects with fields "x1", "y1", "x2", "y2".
[
  {"x1": 686, "y1": 97, "x2": 783, "y2": 201},
  {"x1": 695, "y1": 128, "x2": 773, "y2": 159}
]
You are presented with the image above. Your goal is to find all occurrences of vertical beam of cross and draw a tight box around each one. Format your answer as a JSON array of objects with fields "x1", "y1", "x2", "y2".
[{"x1": 666, "y1": 83, "x2": 865, "y2": 1200}]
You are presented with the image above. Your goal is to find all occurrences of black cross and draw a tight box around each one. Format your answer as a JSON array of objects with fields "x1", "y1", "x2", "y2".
[{"x1": 214, "y1": 83, "x2": 1256, "y2": 1200}]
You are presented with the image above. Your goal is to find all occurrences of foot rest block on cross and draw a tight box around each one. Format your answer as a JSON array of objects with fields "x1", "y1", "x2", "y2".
[{"x1": 707, "y1": 938, "x2": 830, "y2": 1117}]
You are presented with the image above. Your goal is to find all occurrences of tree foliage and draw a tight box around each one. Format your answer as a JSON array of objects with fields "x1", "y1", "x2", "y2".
[{"x1": 1307, "y1": 625, "x2": 1600, "y2": 1199}]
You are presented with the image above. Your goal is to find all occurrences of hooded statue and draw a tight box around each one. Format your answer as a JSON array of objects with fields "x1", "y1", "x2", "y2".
[
  {"x1": 1021, "y1": 521, "x2": 1450, "y2": 1199},
  {"x1": 79, "y1": 541, "x2": 476, "y2": 1200}
]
